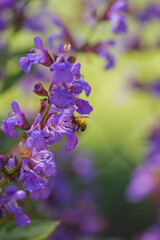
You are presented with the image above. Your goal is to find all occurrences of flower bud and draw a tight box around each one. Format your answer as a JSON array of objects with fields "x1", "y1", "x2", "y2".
[
  {"x1": 5, "y1": 156, "x2": 17, "y2": 175},
  {"x1": 64, "y1": 43, "x2": 71, "y2": 53},
  {"x1": 68, "y1": 55, "x2": 76, "y2": 64},
  {"x1": 33, "y1": 82, "x2": 48, "y2": 96}
]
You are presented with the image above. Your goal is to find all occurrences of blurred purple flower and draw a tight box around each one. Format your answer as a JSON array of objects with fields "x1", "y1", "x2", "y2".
[
  {"x1": 1, "y1": 101, "x2": 28, "y2": 138},
  {"x1": 108, "y1": 0, "x2": 128, "y2": 34},
  {"x1": 137, "y1": 3, "x2": 160, "y2": 23},
  {"x1": 148, "y1": 81, "x2": 160, "y2": 97},
  {"x1": 0, "y1": 186, "x2": 30, "y2": 227},
  {"x1": 19, "y1": 36, "x2": 53, "y2": 74}
]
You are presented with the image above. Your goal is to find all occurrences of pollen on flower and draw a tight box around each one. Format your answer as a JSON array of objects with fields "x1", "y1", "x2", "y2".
[{"x1": 19, "y1": 140, "x2": 32, "y2": 158}]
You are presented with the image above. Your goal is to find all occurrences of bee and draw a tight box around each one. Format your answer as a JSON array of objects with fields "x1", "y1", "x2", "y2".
[{"x1": 71, "y1": 115, "x2": 88, "y2": 132}]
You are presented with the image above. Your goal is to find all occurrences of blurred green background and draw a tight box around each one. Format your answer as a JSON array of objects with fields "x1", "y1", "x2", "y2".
[{"x1": 1, "y1": 0, "x2": 160, "y2": 239}]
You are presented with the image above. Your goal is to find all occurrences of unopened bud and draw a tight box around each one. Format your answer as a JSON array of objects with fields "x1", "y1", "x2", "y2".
[
  {"x1": 33, "y1": 82, "x2": 48, "y2": 97},
  {"x1": 64, "y1": 43, "x2": 71, "y2": 53},
  {"x1": 5, "y1": 156, "x2": 17, "y2": 175},
  {"x1": 68, "y1": 55, "x2": 76, "y2": 64}
]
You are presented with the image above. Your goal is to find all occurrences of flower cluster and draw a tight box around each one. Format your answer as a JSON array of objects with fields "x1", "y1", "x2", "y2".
[{"x1": 0, "y1": 37, "x2": 92, "y2": 226}]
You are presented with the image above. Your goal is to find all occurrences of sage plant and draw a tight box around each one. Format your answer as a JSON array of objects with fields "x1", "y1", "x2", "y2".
[{"x1": 0, "y1": 37, "x2": 93, "y2": 227}]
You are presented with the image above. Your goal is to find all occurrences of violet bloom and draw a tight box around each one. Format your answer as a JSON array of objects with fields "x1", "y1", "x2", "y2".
[
  {"x1": 26, "y1": 113, "x2": 47, "y2": 151},
  {"x1": 49, "y1": 46, "x2": 93, "y2": 114},
  {"x1": 50, "y1": 42, "x2": 73, "y2": 84},
  {"x1": 19, "y1": 157, "x2": 52, "y2": 201},
  {"x1": 5, "y1": 156, "x2": 16, "y2": 173},
  {"x1": 108, "y1": 0, "x2": 128, "y2": 34},
  {"x1": 1, "y1": 101, "x2": 27, "y2": 138},
  {"x1": 137, "y1": 3, "x2": 160, "y2": 23},
  {"x1": 31, "y1": 150, "x2": 56, "y2": 177},
  {"x1": 0, "y1": 0, "x2": 15, "y2": 10},
  {"x1": 126, "y1": 165, "x2": 156, "y2": 202},
  {"x1": 19, "y1": 36, "x2": 53, "y2": 74},
  {"x1": 24, "y1": 10, "x2": 52, "y2": 33},
  {"x1": 50, "y1": 88, "x2": 93, "y2": 115},
  {"x1": 44, "y1": 107, "x2": 78, "y2": 151},
  {"x1": 0, "y1": 186, "x2": 30, "y2": 227},
  {"x1": 26, "y1": 107, "x2": 78, "y2": 152},
  {"x1": 19, "y1": 149, "x2": 56, "y2": 201},
  {"x1": 148, "y1": 80, "x2": 160, "y2": 97}
]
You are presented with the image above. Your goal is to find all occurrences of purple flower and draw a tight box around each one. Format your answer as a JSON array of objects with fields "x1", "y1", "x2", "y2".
[
  {"x1": 65, "y1": 133, "x2": 78, "y2": 151},
  {"x1": 24, "y1": 11, "x2": 52, "y2": 32},
  {"x1": 0, "y1": 0, "x2": 15, "y2": 10},
  {"x1": 32, "y1": 150, "x2": 56, "y2": 177},
  {"x1": 19, "y1": 158, "x2": 50, "y2": 201},
  {"x1": 74, "y1": 98, "x2": 93, "y2": 115},
  {"x1": 19, "y1": 149, "x2": 56, "y2": 201},
  {"x1": 148, "y1": 81, "x2": 160, "y2": 97},
  {"x1": 108, "y1": 0, "x2": 128, "y2": 34},
  {"x1": 44, "y1": 107, "x2": 78, "y2": 151},
  {"x1": 26, "y1": 113, "x2": 47, "y2": 151},
  {"x1": 30, "y1": 187, "x2": 51, "y2": 201},
  {"x1": 137, "y1": 3, "x2": 160, "y2": 23},
  {"x1": 50, "y1": 45, "x2": 73, "y2": 84},
  {"x1": 1, "y1": 101, "x2": 27, "y2": 138},
  {"x1": 50, "y1": 89, "x2": 73, "y2": 108},
  {"x1": 0, "y1": 186, "x2": 30, "y2": 227},
  {"x1": 25, "y1": 108, "x2": 78, "y2": 152},
  {"x1": 19, "y1": 36, "x2": 53, "y2": 74},
  {"x1": 5, "y1": 157, "x2": 16, "y2": 172},
  {"x1": 126, "y1": 166, "x2": 156, "y2": 202}
]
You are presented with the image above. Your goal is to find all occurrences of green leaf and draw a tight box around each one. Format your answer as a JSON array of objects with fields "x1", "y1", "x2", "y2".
[{"x1": 0, "y1": 220, "x2": 60, "y2": 240}]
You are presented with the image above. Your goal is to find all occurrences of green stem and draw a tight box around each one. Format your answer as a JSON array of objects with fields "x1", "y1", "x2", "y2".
[
  {"x1": 0, "y1": 177, "x2": 10, "y2": 194},
  {"x1": 40, "y1": 103, "x2": 52, "y2": 126}
]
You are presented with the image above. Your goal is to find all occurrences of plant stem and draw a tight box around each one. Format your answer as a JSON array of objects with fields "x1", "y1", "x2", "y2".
[
  {"x1": 40, "y1": 103, "x2": 52, "y2": 126},
  {"x1": 0, "y1": 177, "x2": 10, "y2": 194}
]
